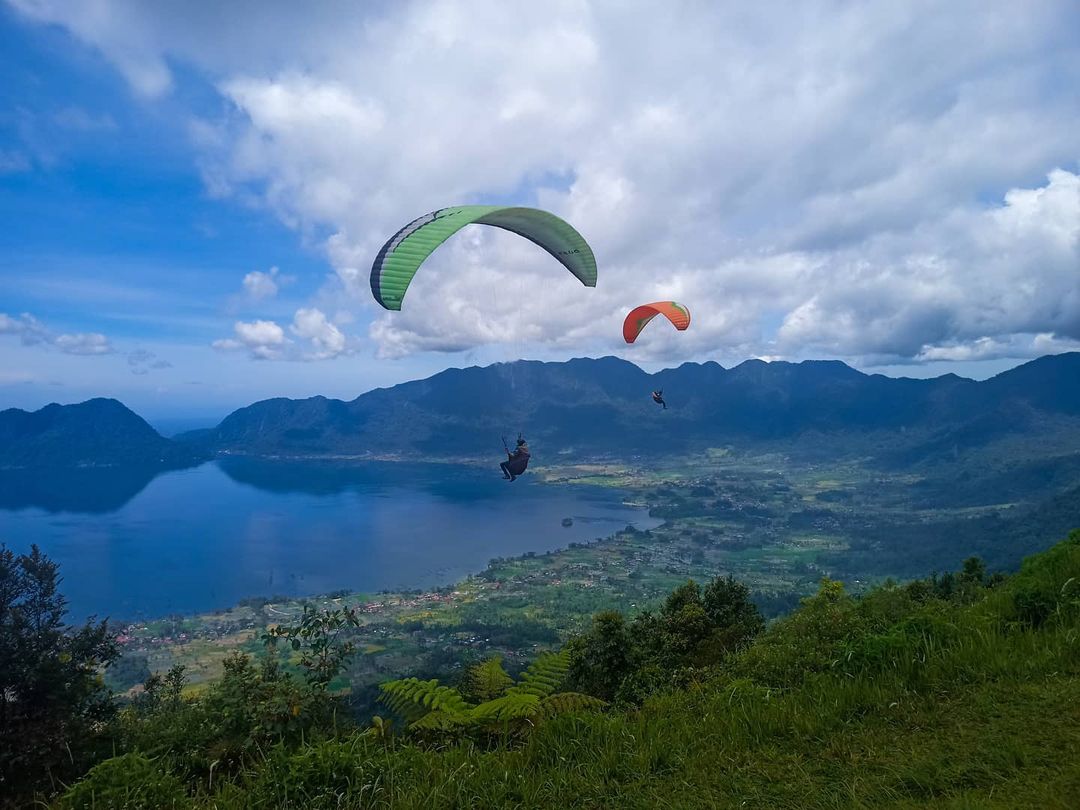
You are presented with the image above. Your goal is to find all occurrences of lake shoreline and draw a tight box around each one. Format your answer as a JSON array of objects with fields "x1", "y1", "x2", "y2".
[{"x1": 1, "y1": 457, "x2": 661, "y2": 623}]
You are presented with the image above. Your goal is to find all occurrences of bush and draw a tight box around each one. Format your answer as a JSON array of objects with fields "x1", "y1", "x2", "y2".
[
  {"x1": 58, "y1": 753, "x2": 189, "y2": 810},
  {"x1": 246, "y1": 739, "x2": 384, "y2": 808},
  {"x1": 567, "y1": 575, "x2": 765, "y2": 704},
  {"x1": 733, "y1": 578, "x2": 866, "y2": 687}
]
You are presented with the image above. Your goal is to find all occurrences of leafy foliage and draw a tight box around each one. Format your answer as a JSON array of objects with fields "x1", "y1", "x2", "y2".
[
  {"x1": 506, "y1": 650, "x2": 570, "y2": 698},
  {"x1": 30, "y1": 529, "x2": 1080, "y2": 808},
  {"x1": 115, "y1": 605, "x2": 364, "y2": 786},
  {"x1": 380, "y1": 677, "x2": 472, "y2": 726},
  {"x1": 57, "y1": 753, "x2": 189, "y2": 810},
  {"x1": 263, "y1": 603, "x2": 361, "y2": 687},
  {"x1": 462, "y1": 655, "x2": 514, "y2": 702},
  {"x1": 0, "y1": 544, "x2": 118, "y2": 804},
  {"x1": 379, "y1": 649, "x2": 603, "y2": 738},
  {"x1": 567, "y1": 573, "x2": 765, "y2": 703}
]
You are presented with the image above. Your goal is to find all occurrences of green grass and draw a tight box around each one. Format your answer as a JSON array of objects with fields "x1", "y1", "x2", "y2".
[
  {"x1": 193, "y1": 672, "x2": 1080, "y2": 809},
  {"x1": 76, "y1": 531, "x2": 1078, "y2": 809}
]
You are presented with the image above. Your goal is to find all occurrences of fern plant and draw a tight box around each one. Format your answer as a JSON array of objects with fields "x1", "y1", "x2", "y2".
[
  {"x1": 465, "y1": 655, "x2": 515, "y2": 701},
  {"x1": 378, "y1": 650, "x2": 604, "y2": 739}
]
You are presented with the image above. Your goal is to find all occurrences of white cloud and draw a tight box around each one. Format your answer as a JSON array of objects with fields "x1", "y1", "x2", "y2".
[
  {"x1": 7, "y1": 0, "x2": 174, "y2": 98},
  {"x1": 235, "y1": 319, "x2": 284, "y2": 346},
  {"x1": 213, "y1": 319, "x2": 287, "y2": 360},
  {"x1": 12, "y1": 1, "x2": 1080, "y2": 366},
  {"x1": 915, "y1": 333, "x2": 1080, "y2": 363},
  {"x1": 214, "y1": 310, "x2": 349, "y2": 361},
  {"x1": 0, "y1": 312, "x2": 50, "y2": 345},
  {"x1": 776, "y1": 168, "x2": 1080, "y2": 361},
  {"x1": 0, "y1": 312, "x2": 113, "y2": 355},
  {"x1": 290, "y1": 307, "x2": 345, "y2": 359},
  {"x1": 53, "y1": 332, "x2": 112, "y2": 355},
  {"x1": 242, "y1": 266, "x2": 280, "y2": 300}
]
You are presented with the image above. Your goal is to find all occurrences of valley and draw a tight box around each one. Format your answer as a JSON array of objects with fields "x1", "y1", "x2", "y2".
[{"x1": 105, "y1": 444, "x2": 1080, "y2": 719}]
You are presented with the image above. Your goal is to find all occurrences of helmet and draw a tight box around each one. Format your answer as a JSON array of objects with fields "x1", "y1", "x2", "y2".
[{"x1": 517, "y1": 438, "x2": 527, "y2": 446}]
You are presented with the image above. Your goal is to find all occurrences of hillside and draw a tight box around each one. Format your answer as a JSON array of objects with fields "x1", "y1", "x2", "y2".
[
  {"x1": 53, "y1": 529, "x2": 1080, "y2": 809},
  {"x1": 0, "y1": 398, "x2": 205, "y2": 469},
  {"x1": 190, "y1": 353, "x2": 1080, "y2": 465}
]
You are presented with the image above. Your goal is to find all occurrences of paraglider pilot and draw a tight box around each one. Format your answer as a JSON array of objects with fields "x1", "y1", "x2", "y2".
[
  {"x1": 501, "y1": 435, "x2": 531, "y2": 482},
  {"x1": 652, "y1": 390, "x2": 667, "y2": 409}
]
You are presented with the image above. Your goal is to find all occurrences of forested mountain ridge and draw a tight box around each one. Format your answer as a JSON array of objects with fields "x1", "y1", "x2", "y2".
[
  {"x1": 188, "y1": 352, "x2": 1080, "y2": 461},
  {"x1": 5, "y1": 353, "x2": 1078, "y2": 468},
  {"x1": 0, "y1": 398, "x2": 205, "y2": 469}
]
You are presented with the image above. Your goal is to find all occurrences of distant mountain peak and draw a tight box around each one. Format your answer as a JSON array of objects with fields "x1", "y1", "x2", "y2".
[{"x1": 0, "y1": 399, "x2": 204, "y2": 469}]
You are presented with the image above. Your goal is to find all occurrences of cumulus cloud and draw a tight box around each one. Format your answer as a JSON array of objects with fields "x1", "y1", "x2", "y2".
[
  {"x1": 236, "y1": 319, "x2": 285, "y2": 346},
  {"x1": 242, "y1": 266, "x2": 281, "y2": 300},
  {"x1": 776, "y1": 168, "x2": 1080, "y2": 361},
  {"x1": 14, "y1": 1, "x2": 1080, "y2": 365},
  {"x1": 213, "y1": 308, "x2": 348, "y2": 360},
  {"x1": 213, "y1": 319, "x2": 286, "y2": 360},
  {"x1": 290, "y1": 307, "x2": 346, "y2": 359},
  {"x1": 0, "y1": 312, "x2": 114, "y2": 355}
]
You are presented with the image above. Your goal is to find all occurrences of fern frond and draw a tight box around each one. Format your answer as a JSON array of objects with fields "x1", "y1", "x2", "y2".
[
  {"x1": 470, "y1": 692, "x2": 541, "y2": 723},
  {"x1": 509, "y1": 650, "x2": 570, "y2": 698},
  {"x1": 466, "y1": 656, "x2": 515, "y2": 701},
  {"x1": 411, "y1": 709, "x2": 470, "y2": 731},
  {"x1": 379, "y1": 677, "x2": 472, "y2": 722}
]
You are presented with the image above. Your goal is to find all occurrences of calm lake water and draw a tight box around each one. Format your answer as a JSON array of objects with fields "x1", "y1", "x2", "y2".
[{"x1": 0, "y1": 459, "x2": 659, "y2": 621}]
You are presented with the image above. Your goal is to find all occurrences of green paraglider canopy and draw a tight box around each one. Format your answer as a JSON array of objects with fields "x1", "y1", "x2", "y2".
[{"x1": 370, "y1": 205, "x2": 597, "y2": 310}]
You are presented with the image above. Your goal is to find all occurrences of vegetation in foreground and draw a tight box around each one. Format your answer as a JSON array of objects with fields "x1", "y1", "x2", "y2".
[{"x1": 3, "y1": 529, "x2": 1079, "y2": 808}]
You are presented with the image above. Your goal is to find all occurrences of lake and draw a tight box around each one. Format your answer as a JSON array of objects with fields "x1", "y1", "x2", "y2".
[{"x1": 0, "y1": 458, "x2": 659, "y2": 621}]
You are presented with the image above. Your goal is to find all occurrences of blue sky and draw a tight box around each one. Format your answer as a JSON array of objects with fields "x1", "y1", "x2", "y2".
[
  {"x1": 1, "y1": 2, "x2": 1077, "y2": 422},
  {"x1": 0, "y1": 4, "x2": 451, "y2": 419}
]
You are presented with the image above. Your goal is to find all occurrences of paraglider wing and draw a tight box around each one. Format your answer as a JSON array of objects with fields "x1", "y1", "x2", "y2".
[
  {"x1": 370, "y1": 205, "x2": 597, "y2": 310},
  {"x1": 622, "y1": 301, "x2": 691, "y2": 344}
]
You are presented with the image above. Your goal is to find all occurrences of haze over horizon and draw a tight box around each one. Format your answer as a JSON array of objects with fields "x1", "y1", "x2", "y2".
[{"x1": 2, "y1": 1, "x2": 1078, "y2": 420}]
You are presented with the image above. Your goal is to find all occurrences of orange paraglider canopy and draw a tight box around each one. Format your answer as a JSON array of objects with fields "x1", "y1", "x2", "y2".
[{"x1": 622, "y1": 301, "x2": 691, "y2": 344}]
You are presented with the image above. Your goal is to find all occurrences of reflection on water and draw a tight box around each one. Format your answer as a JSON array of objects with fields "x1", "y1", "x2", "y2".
[
  {"x1": 0, "y1": 459, "x2": 659, "y2": 621},
  {"x1": 0, "y1": 466, "x2": 165, "y2": 514}
]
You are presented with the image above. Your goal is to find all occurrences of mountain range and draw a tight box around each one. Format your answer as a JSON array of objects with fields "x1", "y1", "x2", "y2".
[
  {"x1": 190, "y1": 352, "x2": 1080, "y2": 463},
  {"x1": 0, "y1": 397, "x2": 204, "y2": 469},
  {"x1": 3, "y1": 353, "x2": 1079, "y2": 470}
]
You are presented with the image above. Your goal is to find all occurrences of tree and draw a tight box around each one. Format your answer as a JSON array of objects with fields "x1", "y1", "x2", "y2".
[
  {"x1": 567, "y1": 575, "x2": 767, "y2": 705},
  {"x1": 263, "y1": 603, "x2": 361, "y2": 687},
  {"x1": 701, "y1": 575, "x2": 767, "y2": 657},
  {"x1": 566, "y1": 611, "x2": 636, "y2": 701},
  {"x1": 960, "y1": 556, "x2": 987, "y2": 585},
  {"x1": 0, "y1": 545, "x2": 118, "y2": 802}
]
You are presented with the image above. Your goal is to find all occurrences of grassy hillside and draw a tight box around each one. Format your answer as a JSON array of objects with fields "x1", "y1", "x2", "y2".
[{"x1": 57, "y1": 529, "x2": 1080, "y2": 809}]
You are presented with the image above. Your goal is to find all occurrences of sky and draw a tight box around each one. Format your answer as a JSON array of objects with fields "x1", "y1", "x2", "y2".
[{"x1": 1, "y1": 1, "x2": 1078, "y2": 422}]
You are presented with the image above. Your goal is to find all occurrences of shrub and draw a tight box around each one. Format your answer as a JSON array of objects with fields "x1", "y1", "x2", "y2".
[{"x1": 58, "y1": 753, "x2": 189, "y2": 810}]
